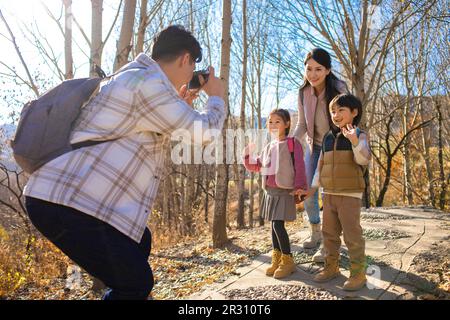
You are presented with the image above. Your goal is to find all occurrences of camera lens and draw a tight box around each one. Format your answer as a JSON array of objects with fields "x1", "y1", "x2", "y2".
[{"x1": 188, "y1": 70, "x2": 209, "y2": 89}]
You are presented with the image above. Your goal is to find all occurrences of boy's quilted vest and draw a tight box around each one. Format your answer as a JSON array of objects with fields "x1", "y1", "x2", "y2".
[{"x1": 318, "y1": 130, "x2": 366, "y2": 193}]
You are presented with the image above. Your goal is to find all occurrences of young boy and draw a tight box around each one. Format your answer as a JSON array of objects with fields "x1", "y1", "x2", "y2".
[{"x1": 300, "y1": 93, "x2": 371, "y2": 291}]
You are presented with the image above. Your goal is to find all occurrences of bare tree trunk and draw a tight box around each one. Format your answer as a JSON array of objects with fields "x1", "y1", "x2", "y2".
[
  {"x1": 63, "y1": 0, "x2": 73, "y2": 79},
  {"x1": 212, "y1": 0, "x2": 232, "y2": 248},
  {"x1": 275, "y1": 44, "x2": 281, "y2": 109},
  {"x1": 183, "y1": 0, "x2": 197, "y2": 236},
  {"x1": 376, "y1": 114, "x2": 394, "y2": 207},
  {"x1": 401, "y1": 33, "x2": 414, "y2": 205},
  {"x1": 257, "y1": 66, "x2": 264, "y2": 227},
  {"x1": 255, "y1": 22, "x2": 265, "y2": 226},
  {"x1": 248, "y1": 99, "x2": 255, "y2": 228},
  {"x1": 162, "y1": 148, "x2": 171, "y2": 227},
  {"x1": 237, "y1": 0, "x2": 248, "y2": 229},
  {"x1": 419, "y1": 105, "x2": 435, "y2": 206},
  {"x1": 415, "y1": 18, "x2": 435, "y2": 207},
  {"x1": 204, "y1": 166, "x2": 210, "y2": 223},
  {"x1": 436, "y1": 100, "x2": 447, "y2": 210},
  {"x1": 402, "y1": 105, "x2": 414, "y2": 205},
  {"x1": 90, "y1": 0, "x2": 103, "y2": 77},
  {"x1": 135, "y1": 0, "x2": 148, "y2": 55},
  {"x1": 188, "y1": 0, "x2": 194, "y2": 30},
  {"x1": 114, "y1": 0, "x2": 137, "y2": 71}
]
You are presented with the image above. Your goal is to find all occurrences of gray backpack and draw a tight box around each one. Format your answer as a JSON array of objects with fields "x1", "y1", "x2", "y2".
[{"x1": 11, "y1": 76, "x2": 107, "y2": 174}]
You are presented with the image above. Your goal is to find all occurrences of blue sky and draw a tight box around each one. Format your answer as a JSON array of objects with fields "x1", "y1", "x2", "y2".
[
  {"x1": 0, "y1": 0, "x2": 300, "y2": 125},
  {"x1": 0, "y1": 1, "x2": 123, "y2": 123}
]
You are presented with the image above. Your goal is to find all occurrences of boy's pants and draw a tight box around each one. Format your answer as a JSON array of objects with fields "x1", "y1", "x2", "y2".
[
  {"x1": 25, "y1": 196, "x2": 153, "y2": 300},
  {"x1": 322, "y1": 194, "x2": 366, "y2": 271}
]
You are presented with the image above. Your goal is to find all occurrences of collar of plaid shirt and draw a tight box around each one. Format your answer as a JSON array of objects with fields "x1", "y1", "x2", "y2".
[{"x1": 24, "y1": 53, "x2": 226, "y2": 243}]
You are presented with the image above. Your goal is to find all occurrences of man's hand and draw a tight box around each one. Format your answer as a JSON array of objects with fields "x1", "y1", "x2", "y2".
[
  {"x1": 341, "y1": 124, "x2": 359, "y2": 146},
  {"x1": 201, "y1": 66, "x2": 224, "y2": 98},
  {"x1": 179, "y1": 85, "x2": 200, "y2": 107}
]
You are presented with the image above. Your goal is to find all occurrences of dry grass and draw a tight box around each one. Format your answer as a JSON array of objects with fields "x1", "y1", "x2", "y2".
[{"x1": 0, "y1": 226, "x2": 69, "y2": 299}]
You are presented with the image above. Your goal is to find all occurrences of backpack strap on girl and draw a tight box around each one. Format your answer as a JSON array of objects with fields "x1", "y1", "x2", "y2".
[{"x1": 287, "y1": 137, "x2": 295, "y2": 153}]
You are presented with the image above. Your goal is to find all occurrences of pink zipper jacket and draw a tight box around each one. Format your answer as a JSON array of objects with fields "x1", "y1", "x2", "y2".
[{"x1": 243, "y1": 137, "x2": 307, "y2": 191}]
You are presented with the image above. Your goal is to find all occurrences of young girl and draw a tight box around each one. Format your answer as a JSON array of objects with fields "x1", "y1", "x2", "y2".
[
  {"x1": 302, "y1": 93, "x2": 371, "y2": 291},
  {"x1": 243, "y1": 109, "x2": 307, "y2": 279},
  {"x1": 293, "y1": 48, "x2": 348, "y2": 262}
]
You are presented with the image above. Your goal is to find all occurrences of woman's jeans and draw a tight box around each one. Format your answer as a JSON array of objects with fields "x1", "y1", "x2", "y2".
[
  {"x1": 25, "y1": 196, "x2": 153, "y2": 300},
  {"x1": 304, "y1": 144, "x2": 322, "y2": 225}
]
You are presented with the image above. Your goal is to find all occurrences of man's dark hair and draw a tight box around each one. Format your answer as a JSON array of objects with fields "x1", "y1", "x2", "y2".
[
  {"x1": 329, "y1": 93, "x2": 363, "y2": 126},
  {"x1": 151, "y1": 25, "x2": 202, "y2": 63}
]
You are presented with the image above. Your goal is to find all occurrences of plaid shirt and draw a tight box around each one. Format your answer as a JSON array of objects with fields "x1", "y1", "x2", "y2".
[{"x1": 24, "y1": 53, "x2": 225, "y2": 243}]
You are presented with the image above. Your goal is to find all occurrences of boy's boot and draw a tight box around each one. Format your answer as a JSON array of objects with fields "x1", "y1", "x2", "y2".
[
  {"x1": 313, "y1": 256, "x2": 340, "y2": 282},
  {"x1": 266, "y1": 249, "x2": 282, "y2": 276},
  {"x1": 303, "y1": 223, "x2": 322, "y2": 249},
  {"x1": 343, "y1": 262, "x2": 367, "y2": 291},
  {"x1": 273, "y1": 254, "x2": 296, "y2": 279}
]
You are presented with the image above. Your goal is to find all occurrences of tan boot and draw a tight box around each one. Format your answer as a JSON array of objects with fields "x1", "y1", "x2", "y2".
[
  {"x1": 312, "y1": 244, "x2": 327, "y2": 263},
  {"x1": 266, "y1": 249, "x2": 282, "y2": 276},
  {"x1": 343, "y1": 263, "x2": 367, "y2": 291},
  {"x1": 273, "y1": 254, "x2": 296, "y2": 279},
  {"x1": 303, "y1": 223, "x2": 322, "y2": 249},
  {"x1": 313, "y1": 256, "x2": 340, "y2": 283}
]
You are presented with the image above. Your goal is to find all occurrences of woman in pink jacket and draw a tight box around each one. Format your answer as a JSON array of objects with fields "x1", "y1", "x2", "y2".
[{"x1": 292, "y1": 48, "x2": 348, "y2": 262}]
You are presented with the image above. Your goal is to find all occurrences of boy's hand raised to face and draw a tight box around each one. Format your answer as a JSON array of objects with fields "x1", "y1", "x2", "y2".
[{"x1": 342, "y1": 124, "x2": 359, "y2": 146}]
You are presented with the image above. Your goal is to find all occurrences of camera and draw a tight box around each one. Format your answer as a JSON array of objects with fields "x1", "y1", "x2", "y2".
[{"x1": 188, "y1": 69, "x2": 210, "y2": 89}]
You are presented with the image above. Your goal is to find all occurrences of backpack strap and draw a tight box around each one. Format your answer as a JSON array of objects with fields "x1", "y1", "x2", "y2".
[
  {"x1": 287, "y1": 137, "x2": 305, "y2": 202},
  {"x1": 287, "y1": 137, "x2": 295, "y2": 172},
  {"x1": 77, "y1": 66, "x2": 148, "y2": 145},
  {"x1": 94, "y1": 65, "x2": 107, "y2": 79},
  {"x1": 287, "y1": 137, "x2": 295, "y2": 153},
  {"x1": 81, "y1": 65, "x2": 147, "y2": 110},
  {"x1": 71, "y1": 139, "x2": 119, "y2": 150}
]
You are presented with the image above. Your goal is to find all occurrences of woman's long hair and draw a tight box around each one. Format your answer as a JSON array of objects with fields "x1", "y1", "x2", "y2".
[{"x1": 299, "y1": 48, "x2": 344, "y2": 120}]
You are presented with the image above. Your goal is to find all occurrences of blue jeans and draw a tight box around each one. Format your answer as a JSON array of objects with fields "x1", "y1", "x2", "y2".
[
  {"x1": 304, "y1": 144, "x2": 322, "y2": 225},
  {"x1": 25, "y1": 197, "x2": 153, "y2": 300}
]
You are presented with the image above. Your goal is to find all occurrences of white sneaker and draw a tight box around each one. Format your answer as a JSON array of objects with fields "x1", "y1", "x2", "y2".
[
  {"x1": 303, "y1": 223, "x2": 322, "y2": 249},
  {"x1": 312, "y1": 245, "x2": 327, "y2": 263}
]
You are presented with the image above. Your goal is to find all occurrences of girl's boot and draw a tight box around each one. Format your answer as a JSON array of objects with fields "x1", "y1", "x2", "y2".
[
  {"x1": 273, "y1": 254, "x2": 296, "y2": 279},
  {"x1": 266, "y1": 249, "x2": 282, "y2": 276}
]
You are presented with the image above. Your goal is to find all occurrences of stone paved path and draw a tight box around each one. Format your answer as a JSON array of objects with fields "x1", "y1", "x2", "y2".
[{"x1": 189, "y1": 207, "x2": 450, "y2": 300}]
